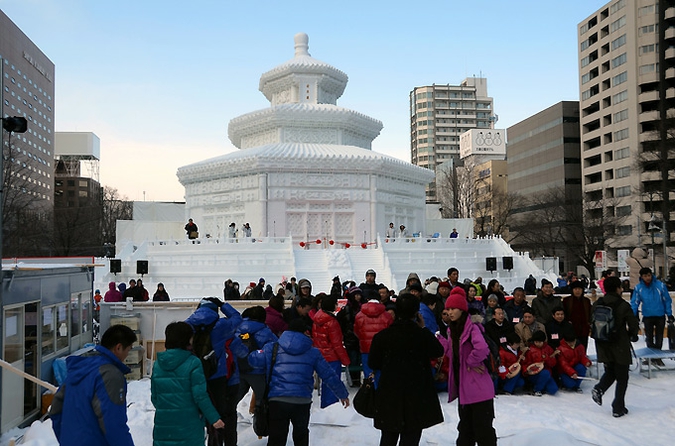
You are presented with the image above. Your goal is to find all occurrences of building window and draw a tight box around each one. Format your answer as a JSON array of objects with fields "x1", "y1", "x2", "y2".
[
  {"x1": 611, "y1": 53, "x2": 627, "y2": 68},
  {"x1": 639, "y1": 24, "x2": 657, "y2": 35},
  {"x1": 615, "y1": 185, "x2": 631, "y2": 197},
  {"x1": 610, "y1": 15, "x2": 626, "y2": 32},
  {"x1": 612, "y1": 90, "x2": 628, "y2": 104},
  {"x1": 639, "y1": 63, "x2": 657, "y2": 74},
  {"x1": 616, "y1": 205, "x2": 631, "y2": 217},
  {"x1": 610, "y1": 0, "x2": 625, "y2": 14},
  {"x1": 614, "y1": 128, "x2": 629, "y2": 141},
  {"x1": 617, "y1": 224, "x2": 632, "y2": 235},
  {"x1": 611, "y1": 34, "x2": 626, "y2": 51},
  {"x1": 615, "y1": 166, "x2": 630, "y2": 178},
  {"x1": 612, "y1": 71, "x2": 627, "y2": 86},
  {"x1": 613, "y1": 109, "x2": 628, "y2": 123},
  {"x1": 640, "y1": 44, "x2": 657, "y2": 55},
  {"x1": 638, "y1": 5, "x2": 655, "y2": 16}
]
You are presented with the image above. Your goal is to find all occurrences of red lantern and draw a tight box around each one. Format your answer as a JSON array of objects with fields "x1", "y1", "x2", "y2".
[
  {"x1": 299, "y1": 242, "x2": 305, "y2": 247},
  {"x1": 316, "y1": 239, "x2": 321, "y2": 244},
  {"x1": 329, "y1": 240, "x2": 334, "y2": 245},
  {"x1": 361, "y1": 243, "x2": 367, "y2": 249},
  {"x1": 344, "y1": 243, "x2": 351, "y2": 248}
]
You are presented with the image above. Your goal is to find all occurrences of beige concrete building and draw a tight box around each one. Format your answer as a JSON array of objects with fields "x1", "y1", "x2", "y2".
[
  {"x1": 578, "y1": 0, "x2": 674, "y2": 274},
  {"x1": 507, "y1": 101, "x2": 582, "y2": 272},
  {"x1": 472, "y1": 159, "x2": 508, "y2": 237},
  {"x1": 410, "y1": 78, "x2": 495, "y2": 202}
]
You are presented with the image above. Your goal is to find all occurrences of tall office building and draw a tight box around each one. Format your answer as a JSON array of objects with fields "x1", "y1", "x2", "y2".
[
  {"x1": 410, "y1": 77, "x2": 495, "y2": 202},
  {"x1": 578, "y1": 0, "x2": 674, "y2": 274},
  {"x1": 1, "y1": 9, "x2": 56, "y2": 255},
  {"x1": 507, "y1": 101, "x2": 582, "y2": 272}
]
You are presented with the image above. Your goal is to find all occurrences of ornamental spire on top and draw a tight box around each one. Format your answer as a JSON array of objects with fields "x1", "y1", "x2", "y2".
[{"x1": 258, "y1": 33, "x2": 349, "y2": 106}]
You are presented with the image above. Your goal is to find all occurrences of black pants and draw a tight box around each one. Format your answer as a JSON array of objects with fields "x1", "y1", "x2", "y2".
[
  {"x1": 236, "y1": 373, "x2": 266, "y2": 408},
  {"x1": 267, "y1": 400, "x2": 311, "y2": 446},
  {"x1": 595, "y1": 362, "x2": 629, "y2": 413},
  {"x1": 643, "y1": 315, "x2": 665, "y2": 350},
  {"x1": 379, "y1": 430, "x2": 422, "y2": 446},
  {"x1": 207, "y1": 377, "x2": 239, "y2": 446},
  {"x1": 456, "y1": 399, "x2": 497, "y2": 446}
]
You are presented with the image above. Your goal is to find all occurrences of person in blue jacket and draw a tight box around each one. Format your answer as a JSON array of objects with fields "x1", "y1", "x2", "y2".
[
  {"x1": 631, "y1": 267, "x2": 674, "y2": 361},
  {"x1": 249, "y1": 319, "x2": 350, "y2": 446},
  {"x1": 235, "y1": 306, "x2": 278, "y2": 411},
  {"x1": 420, "y1": 293, "x2": 439, "y2": 334},
  {"x1": 185, "y1": 297, "x2": 248, "y2": 446},
  {"x1": 50, "y1": 324, "x2": 137, "y2": 446}
]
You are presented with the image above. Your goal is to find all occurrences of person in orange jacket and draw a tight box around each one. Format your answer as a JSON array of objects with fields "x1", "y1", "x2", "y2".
[
  {"x1": 555, "y1": 331, "x2": 592, "y2": 392},
  {"x1": 522, "y1": 330, "x2": 558, "y2": 396}
]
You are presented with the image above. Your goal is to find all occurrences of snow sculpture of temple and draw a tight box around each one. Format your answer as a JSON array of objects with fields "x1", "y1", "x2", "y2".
[{"x1": 177, "y1": 33, "x2": 434, "y2": 244}]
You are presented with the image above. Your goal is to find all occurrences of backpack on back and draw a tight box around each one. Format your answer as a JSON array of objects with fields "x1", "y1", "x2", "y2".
[
  {"x1": 591, "y1": 298, "x2": 616, "y2": 342},
  {"x1": 192, "y1": 321, "x2": 218, "y2": 378},
  {"x1": 474, "y1": 325, "x2": 501, "y2": 379},
  {"x1": 237, "y1": 332, "x2": 259, "y2": 374}
]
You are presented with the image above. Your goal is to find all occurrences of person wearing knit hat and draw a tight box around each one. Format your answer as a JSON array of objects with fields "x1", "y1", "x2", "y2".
[
  {"x1": 445, "y1": 286, "x2": 468, "y2": 311},
  {"x1": 438, "y1": 280, "x2": 496, "y2": 444}
]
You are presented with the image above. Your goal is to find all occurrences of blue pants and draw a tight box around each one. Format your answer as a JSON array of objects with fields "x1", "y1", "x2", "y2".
[
  {"x1": 361, "y1": 353, "x2": 381, "y2": 388},
  {"x1": 560, "y1": 364, "x2": 587, "y2": 390},
  {"x1": 526, "y1": 369, "x2": 558, "y2": 395},
  {"x1": 500, "y1": 374, "x2": 525, "y2": 394},
  {"x1": 320, "y1": 360, "x2": 343, "y2": 408}
]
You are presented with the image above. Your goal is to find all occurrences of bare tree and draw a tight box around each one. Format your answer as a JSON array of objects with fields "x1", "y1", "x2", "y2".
[
  {"x1": 101, "y1": 186, "x2": 133, "y2": 247},
  {"x1": 436, "y1": 158, "x2": 477, "y2": 219},
  {"x1": 2, "y1": 130, "x2": 52, "y2": 256},
  {"x1": 510, "y1": 186, "x2": 627, "y2": 278}
]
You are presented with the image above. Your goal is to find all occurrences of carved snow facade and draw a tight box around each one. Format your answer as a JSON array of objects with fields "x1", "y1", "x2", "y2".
[{"x1": 177, "y1": 33, "x2": 434, "y2": 243}]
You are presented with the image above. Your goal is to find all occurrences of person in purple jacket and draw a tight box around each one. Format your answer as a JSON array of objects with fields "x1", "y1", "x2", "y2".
[
  {"x1": 249, "y1": 319, "x2": 349, "y2": 446},
  {"x1": 265, "y1": 295, "x2": 288, "y2": 336},
  {"x1": 440, "y1": 288, "x2": 497, "y2": 445}
]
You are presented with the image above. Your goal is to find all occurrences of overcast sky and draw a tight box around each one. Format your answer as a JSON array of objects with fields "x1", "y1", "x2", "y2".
[{"x1": 0, "y1": 0, "x2": 609, "y2": 202}]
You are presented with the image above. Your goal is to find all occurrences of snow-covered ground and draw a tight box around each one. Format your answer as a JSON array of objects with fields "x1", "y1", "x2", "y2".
[{"x1": 2, "y1": 337, "x2": 674, "y2": 446}]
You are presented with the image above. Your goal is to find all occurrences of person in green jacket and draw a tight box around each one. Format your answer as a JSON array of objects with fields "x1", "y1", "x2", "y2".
[{"x1": 151, "y1": 321, "x2": 224, "y2": 446}]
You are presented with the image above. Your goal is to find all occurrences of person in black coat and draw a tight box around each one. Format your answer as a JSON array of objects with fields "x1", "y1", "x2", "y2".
[
  {"x1": 369, "y1": 293, "x2": 444, "y2": 446},
  {"x1": 484, "y1": 307, "x2": 516, "y2": 347},
  {"x1": 591, "y1": 276, "x2": 639, "y2": 418},
  {"x1": 545, "y1": 306, "x2": 575, "y2": 349}
]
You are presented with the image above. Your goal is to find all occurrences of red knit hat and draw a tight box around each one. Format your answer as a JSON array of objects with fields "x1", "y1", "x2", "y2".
[{"x1": 445, "y1": 286, "x2": 468, "y2": 311}]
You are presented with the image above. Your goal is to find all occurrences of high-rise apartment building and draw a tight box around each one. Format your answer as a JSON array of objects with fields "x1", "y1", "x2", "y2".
[
  {"x1": 1, "y1": 9, "x2": 55, "y2": 206},
  {"x1": 1, "y1": 9, "x2": 55, "y2": 256},
  {"x1": 578, "y1": 0, "x2": 674, "y2": 274},
  {"x1": 410, "y1": 77, "x2": 495, "y2": 202},
  {"x1": 507, "y1": 101, "x2": 582, "y2": 272}
]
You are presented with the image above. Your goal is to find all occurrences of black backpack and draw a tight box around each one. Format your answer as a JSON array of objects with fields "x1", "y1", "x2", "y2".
[
  {"x1": 475, "y1": 325, "x2": 501, "y2": 379},
  {"x1": 192, "y1": 321, "x2": 218, "y2": 378},
  {"x1": 591, "y1": 298, "x2": 616, "y2": 342},
  {"x1": 237, "y1": 331, "x2": 259, "y2": 374}
]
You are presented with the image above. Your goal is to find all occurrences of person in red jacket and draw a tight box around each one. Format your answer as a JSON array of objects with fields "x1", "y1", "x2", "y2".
[
  {"x1": 312, "y1": 295, "x2": 350, "y2": 408},
  {"x1": 555, "y1": 331, "x2": 592, "y2": 392},
  {"x1": 498, "y1": 333, "x2": 526, "y2": 395},
  {"x1": 354, "y1": 293, "x2": 393, "y2": 386},
  {"x1": 522, "y1": 330, "x2": 559, "y2": 396}
]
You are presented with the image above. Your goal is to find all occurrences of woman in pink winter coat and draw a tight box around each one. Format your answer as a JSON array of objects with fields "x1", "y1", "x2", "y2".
[
  {"x1": 439, "y1": 286, "x2": 497, "y2": 445},
  {"x1": 103, "y1": 281, "x2": 123, "y2": 302}
]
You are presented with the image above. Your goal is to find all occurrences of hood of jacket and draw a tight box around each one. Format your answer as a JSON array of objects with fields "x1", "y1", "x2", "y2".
[
  {"x1": 312, "y1": 309, "x2": 335, "y2": 327},
  {"x1": 185, "y1": 305, "x2": 219, "y2": 328},
  {"x1": 406, "y1": 272, "x2": 421, "y2": 286},
  {"x1": 360, "y1": 301, "x2": 386, "y2": 317},
  {"x1": 108, "y1": 281, "x2": 116, "y2": 291},
  {"x1": 278, "y1": 330, "x2": 313, "y2": 355},
  {"x1": 237, "y1": 318, "x2": 266, "y2": 335},
  {"x1": 66, "y1": 346, "x2": 130, "y2": 385},
  {"x1": 297, "y1": 278, "x2": 312, "y2": 294},
  {"x1": 156, "y1": 348, "x2": 192, "y2": 372}
]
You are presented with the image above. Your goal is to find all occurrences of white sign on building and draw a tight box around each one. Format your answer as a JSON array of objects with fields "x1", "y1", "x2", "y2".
[{"x1": 459, "y1": 129, "x2": 506, "y2": 159}]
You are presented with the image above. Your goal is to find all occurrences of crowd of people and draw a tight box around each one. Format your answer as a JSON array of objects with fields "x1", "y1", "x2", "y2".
[
  {"x1": 67, "y1": 263, "x2": 674, "y2": 446},
  {"x1": 103, "y1": 279, "x2": 171, "y2": 303}
]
